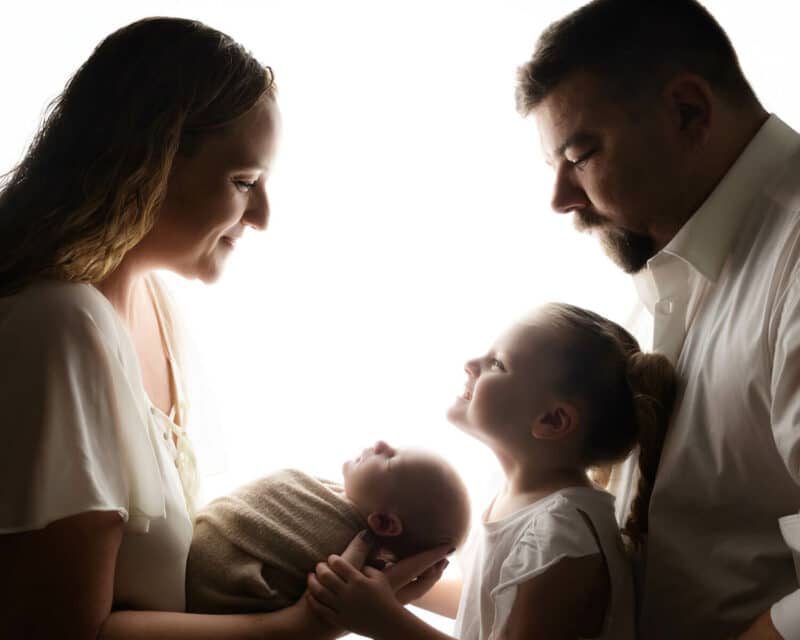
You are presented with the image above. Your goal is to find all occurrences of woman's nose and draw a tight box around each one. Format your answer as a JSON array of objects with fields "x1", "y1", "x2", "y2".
[
  {"x1": 243, "y1": 184, "x2": 270, "y2": 231},
  {"x1": 464, "y1": 358, "x2": 480, "y2": 377}
]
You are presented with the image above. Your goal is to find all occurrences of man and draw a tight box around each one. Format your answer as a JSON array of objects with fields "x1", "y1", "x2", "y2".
[{"x1": 516, "y1": 1, "x2": 800, "y2": 639}]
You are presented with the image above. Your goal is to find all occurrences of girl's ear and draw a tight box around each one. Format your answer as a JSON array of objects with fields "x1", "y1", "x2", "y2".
[
  {"x1": 366, "y1": 511, "x2": 404, "y2": 537},
  {"x1": 531, "y1": 403, "x2": 580, "y2": 440}
]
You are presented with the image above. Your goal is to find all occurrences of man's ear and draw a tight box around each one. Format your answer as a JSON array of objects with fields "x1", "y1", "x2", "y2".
[
  {"x1": 531, "y1": 403, "x2": 579, "y2": 440},
  {"x1": 366, "y1": 512, "x2": 403, "y2": 537},
  {"x1": 662, "y1": 73, "x2": 712, "y2": 142}
]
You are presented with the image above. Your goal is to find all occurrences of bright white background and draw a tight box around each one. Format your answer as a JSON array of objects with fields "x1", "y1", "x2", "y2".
[{"x1": 3, "y1": 1, "x2": 800, "y2": 634}]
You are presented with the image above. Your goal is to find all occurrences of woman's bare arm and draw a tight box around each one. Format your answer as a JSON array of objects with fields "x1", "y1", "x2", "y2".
[
  {"x1": 0, "y1": 511, "x2": 337, "y2": 640},
  {"x1": 410, "y1": 578, "x2": 462, "y2": 619}
]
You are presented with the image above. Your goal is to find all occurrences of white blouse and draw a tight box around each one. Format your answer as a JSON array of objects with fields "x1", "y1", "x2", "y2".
[
  {"x1": 0, "y1": 278, "x2": 194, "y2": 611},
  {"x1": 454, "y1": 487, "x2": 634, "y2": 640}
]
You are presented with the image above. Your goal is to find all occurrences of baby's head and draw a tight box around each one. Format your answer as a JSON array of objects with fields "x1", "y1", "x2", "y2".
[{"x1": 342, "y1": 441, "x2": 470, "y2": 558}]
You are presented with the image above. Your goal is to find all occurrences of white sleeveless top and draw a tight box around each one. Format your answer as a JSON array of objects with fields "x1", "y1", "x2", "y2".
[
  {"x1": 454, "y1": 486, "x2": 635, "y2": 640},
  {"x1": 0, "y1": 278, "x2": 194, "y2": 611}
]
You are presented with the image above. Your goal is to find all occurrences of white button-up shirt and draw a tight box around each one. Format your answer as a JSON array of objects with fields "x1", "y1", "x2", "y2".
[{"x1": 613, "y1": 115, "x2": 800, "y2": 639}]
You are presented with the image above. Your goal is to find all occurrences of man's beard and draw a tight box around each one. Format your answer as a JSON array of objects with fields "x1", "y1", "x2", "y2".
[{"x1": 574, "y1": 209, "x2": 656, "y2": 274}]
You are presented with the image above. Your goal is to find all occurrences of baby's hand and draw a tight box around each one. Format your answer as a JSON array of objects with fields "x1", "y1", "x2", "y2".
[{"x1": 307, "y1": 554, "x2": 403, "y2": 637}]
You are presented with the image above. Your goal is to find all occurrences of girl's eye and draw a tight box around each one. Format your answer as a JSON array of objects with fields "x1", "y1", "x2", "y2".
[
  {"x1": 233, "y1": 179, "x2": 258, "y2": 192},
  {"x1": 490, "y1": 358, "x2": 506, "y2": 371}
]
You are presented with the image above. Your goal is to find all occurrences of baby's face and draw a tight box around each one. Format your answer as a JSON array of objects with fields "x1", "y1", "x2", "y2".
[{"x1": 342, "y1": 441, "x2": 439, "y2": 517}]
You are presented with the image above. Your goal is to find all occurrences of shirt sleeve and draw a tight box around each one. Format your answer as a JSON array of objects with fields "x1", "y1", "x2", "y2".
[
  {"x1": 489, "y1": 498, "x2": 601, "y2": 640},
  {"x1": 769, "y1": 271, "x2": 800, "y2": 638},
  {"x1": 0, "y1": 285, "x2": 164, "y2": 533}
]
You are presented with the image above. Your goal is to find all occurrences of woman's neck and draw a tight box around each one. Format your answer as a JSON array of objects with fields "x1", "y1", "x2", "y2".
[{"x1": 95, "y1": 254, "x2": 152, "y2": 325}]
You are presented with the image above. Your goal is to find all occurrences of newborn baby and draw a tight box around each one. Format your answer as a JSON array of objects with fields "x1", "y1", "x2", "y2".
[{"x1": 186, "y1": 440, "x2": 470, "y2": 613}]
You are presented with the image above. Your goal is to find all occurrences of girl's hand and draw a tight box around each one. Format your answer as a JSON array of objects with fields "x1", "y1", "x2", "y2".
[
  {"x1": 305, "y1": 531, "x2": 451, "y2": 637},
  {"x1": 307, "y1": 556, "x2": 404, "y2": 637}
]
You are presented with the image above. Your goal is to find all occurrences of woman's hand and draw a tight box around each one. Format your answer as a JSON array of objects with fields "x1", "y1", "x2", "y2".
[{"x1": 306, "y1": 530, "x2": 451, "y2": 637}]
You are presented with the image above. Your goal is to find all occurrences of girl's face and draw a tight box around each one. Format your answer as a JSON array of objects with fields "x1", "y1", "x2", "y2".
[
  {"x1": 447, "y1": 320, "x2": 558, "y2": 445},
  {"x1": 141, "y1": 96, "x2": 281, "y2": 282}
]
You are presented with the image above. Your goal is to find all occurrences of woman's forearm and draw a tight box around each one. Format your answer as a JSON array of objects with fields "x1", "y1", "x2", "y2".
[
  {"x1": 410, "y1": 578, "x2": 461, "y2": 619},
  {"x1": 374, "y1": 607, "x2": 457, "y2": 640},
  {"x1": 100, "y1": 601, "x2": 338, "y2": 640}
]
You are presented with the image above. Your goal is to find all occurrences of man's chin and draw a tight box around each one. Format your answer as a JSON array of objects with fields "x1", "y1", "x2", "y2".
[{"x1": 597, "y1": 227, "x2": 655, "y2": 274}]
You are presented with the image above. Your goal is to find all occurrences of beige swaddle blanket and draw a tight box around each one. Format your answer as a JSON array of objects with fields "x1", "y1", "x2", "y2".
[{"x1": 186, "y1": 468, "x2": 367, "y2": 613}]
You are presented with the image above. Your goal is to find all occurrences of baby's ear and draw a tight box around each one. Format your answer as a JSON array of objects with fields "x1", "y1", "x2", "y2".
[
  {"x1": 531, "y1": 402, "x2": 579, "y2": 440},
  {"x1": 366, "y1": 512, "x2": 403, "y2": 538}
]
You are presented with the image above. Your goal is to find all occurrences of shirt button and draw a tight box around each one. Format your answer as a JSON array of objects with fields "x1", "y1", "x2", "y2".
[{"x1": 655, "y1": 298, "x2": 674, "y2": 315}]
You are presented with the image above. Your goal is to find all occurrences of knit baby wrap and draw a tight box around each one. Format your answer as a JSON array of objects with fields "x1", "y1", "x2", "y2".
[{"x1": 186, "y1": 469, "x2": 367, "y2": 613}]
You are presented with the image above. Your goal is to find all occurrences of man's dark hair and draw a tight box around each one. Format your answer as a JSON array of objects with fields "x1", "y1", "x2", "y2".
[{"x1": 516, "y1": 0, "x2": 758, "y2": 115}]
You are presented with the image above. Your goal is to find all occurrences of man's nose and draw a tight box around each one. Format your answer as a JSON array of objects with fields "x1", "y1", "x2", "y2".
[{"x1": 551, "y1": 164, "x2": 588, "y2": 214}]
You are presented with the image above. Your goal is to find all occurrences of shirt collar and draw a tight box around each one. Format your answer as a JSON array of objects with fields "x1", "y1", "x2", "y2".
[{"x1": 655, "y1": 114, "x2": 800, "y2": 283}]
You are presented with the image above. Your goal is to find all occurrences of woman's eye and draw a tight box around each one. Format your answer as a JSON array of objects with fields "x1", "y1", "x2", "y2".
[
  {"x1": 490, "y1": 358, "x2": 506, "y2": 371},
  {"x1": 233, "y1": 179, "x2": 258, "y2": 192}
]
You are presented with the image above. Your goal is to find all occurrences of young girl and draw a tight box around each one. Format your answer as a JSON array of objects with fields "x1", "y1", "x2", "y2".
[{"x1": 306, "y1": 302, "x2": 676, "y2": 639}]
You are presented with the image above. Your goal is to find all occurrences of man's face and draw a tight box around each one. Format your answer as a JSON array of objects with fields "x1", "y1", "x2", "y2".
[{"x1": 533, "y1": 71, "x2": 686, "y2": 273}]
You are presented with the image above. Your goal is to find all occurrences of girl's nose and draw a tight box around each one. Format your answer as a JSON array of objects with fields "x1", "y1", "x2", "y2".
[
  {"x1": 464, "y1": 358, "x2": 480, "y2": 377},
  {"x1": 374, "y1": 440, "x2": 395, "y2": 456}
]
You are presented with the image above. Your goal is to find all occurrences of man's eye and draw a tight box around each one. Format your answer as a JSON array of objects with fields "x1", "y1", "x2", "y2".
[
  {"x1": 568, "y1": 149, "x2": 595, "y2": 169},
  {"x1": 233, "y1": 179, "x2": 258, "y2": 191},
  {"x1": 490, "y1": 358, "x2": 506, "y2": 371}
]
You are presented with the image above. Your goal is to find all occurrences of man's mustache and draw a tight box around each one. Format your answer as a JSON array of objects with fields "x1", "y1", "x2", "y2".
[{"x1": 573, "y1": 209, "x2": 605, "y2": 232}]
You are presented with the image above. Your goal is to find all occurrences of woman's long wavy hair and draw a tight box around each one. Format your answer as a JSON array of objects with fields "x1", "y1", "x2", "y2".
[
  {"x1": 537, "y1": 303, "x2": 677, "y2": 552},
  {"x1": 0, "y1": 17, "x2": 275, "y2": 295}
]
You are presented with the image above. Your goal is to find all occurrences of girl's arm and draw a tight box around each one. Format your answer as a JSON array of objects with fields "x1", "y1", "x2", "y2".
[
  {"x1": 307, "y1": 556, "x2": 456, "y2": 640},
  {"x1": 500, "y1": 553, "x2": 609, "y2": 640},
  {"x1": 410, "y1": 578, "x2": 462, "y2": 619},
  {"x1": 0, "y1": 511, "x2": 338, "y2": 640}
]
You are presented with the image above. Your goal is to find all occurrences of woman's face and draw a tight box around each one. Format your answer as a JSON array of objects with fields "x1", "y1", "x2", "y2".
[{"x1": 145, "y1": 96, "x2": 281, "y2": 282}]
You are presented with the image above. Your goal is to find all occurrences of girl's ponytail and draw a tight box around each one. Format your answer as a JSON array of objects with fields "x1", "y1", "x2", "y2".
[{"x1": 621, "y1": 351, "x2": 677, "y2": 551}]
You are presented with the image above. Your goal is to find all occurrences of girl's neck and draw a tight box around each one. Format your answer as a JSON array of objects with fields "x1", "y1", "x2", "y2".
[{"x1": 488, "y1": 453, "x2": 591, "y2": 522}]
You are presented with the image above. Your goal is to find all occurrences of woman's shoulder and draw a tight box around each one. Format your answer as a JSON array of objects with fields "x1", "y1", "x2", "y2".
[
  {"x1": 0, "y1": 280, "x2": 115, "y2": 326},
  {"x1": 0, "y1": 279, "x2": 122, "y2": 346}
]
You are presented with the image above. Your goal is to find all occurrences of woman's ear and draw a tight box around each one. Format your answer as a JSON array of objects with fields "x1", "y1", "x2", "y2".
[
  {"x1": 531, "y1": 403, "x2": 579, "y2": 440},
  {"x1": 366, "y1": 512, "x2": 404, "y2": 537}
]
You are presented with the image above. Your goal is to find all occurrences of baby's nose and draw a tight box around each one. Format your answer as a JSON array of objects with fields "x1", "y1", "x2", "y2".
[{"x1": 374, "y1": 440, "x2": 395, "y2": 456}]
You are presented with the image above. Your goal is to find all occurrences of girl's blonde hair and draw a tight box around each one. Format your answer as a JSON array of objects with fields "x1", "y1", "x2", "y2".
[
  {"x1": 0, "y1": 17, "x2": 275, "y2": 295},
  {"x1": 537, "y1": 302, "x2": 677, "y2": 551}
]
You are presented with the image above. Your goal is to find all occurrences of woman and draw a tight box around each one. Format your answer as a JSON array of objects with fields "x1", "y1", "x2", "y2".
[{"x1": 0, "y1": 17, "x2": 447, "y2": 639}]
